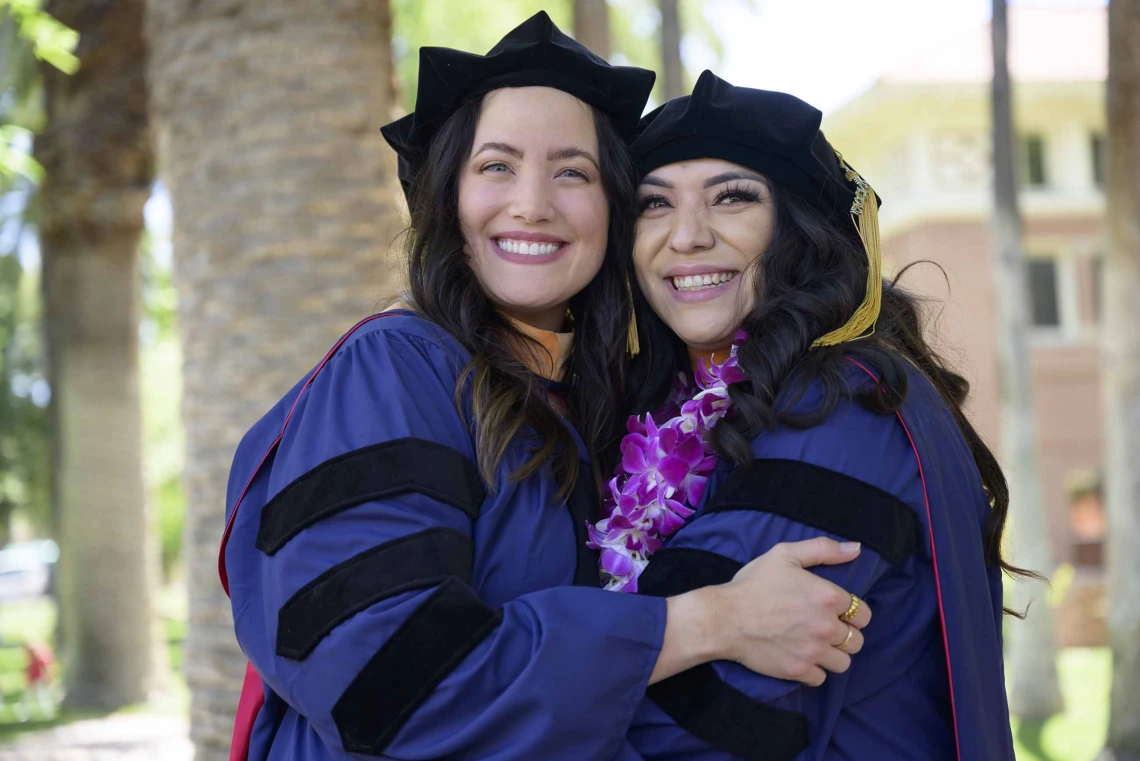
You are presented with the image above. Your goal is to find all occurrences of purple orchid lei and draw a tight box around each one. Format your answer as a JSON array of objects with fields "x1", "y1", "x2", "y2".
[{"x1": 587, "y1": 331, "x2": 748, "y2": 592}]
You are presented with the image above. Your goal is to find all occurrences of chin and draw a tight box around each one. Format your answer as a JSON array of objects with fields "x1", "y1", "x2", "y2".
[{"x1": 663, "y1": 314, "x2": 736, "y2": 351}]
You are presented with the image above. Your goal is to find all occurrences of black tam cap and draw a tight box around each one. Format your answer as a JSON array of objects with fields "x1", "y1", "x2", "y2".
[
  {"x1": 632, "y1": 70, "x2": 876, "y2": 221},
  {"x1": 633, "y1": 70, "x2": 883, "y2": 348},
  {"x1": 382, "y1": 11, "x2": 656, "y2": 198}
]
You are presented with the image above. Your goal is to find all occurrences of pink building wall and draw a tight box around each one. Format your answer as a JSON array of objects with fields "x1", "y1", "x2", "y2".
[{"x1": 884, "y1": 217, "x2": 1104, "y2": 566}]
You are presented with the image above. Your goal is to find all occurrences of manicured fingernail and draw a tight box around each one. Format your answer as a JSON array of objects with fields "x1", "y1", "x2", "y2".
[{"x1": 840, "y1": 542, "x2": 861, "y2": 552}]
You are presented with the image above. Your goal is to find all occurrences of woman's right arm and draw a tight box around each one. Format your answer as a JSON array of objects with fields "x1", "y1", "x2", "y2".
[
  {"x1": 228, "y1": 325, "x2": 869, "y2": 760},
  {"x1": 229, "y1": 326, "x2": 834, "y2": 761}
]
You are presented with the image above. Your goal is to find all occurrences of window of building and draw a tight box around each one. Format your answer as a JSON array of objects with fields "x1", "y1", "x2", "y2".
[
  {"x1": 1020, "y1": 134, "x2": 1048, "y2": 188},
  {"x1": 1027, "y1": 258, "x2": 1061, "y2": 327},
  {"x1": 1091, "y1": 133, "x2": 1106, "y2": 188},
  {"x1": 1068, "y1": 473, "x2": 1104, "y2": 568}
]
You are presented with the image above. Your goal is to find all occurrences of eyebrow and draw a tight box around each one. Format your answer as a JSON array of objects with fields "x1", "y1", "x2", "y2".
[
  {"x1": 472, "y1": 142, "x2": 599, "y2": 169},
  {"x1": 640, "y1": 175, "x2": 672, "y2": 188},
  {"x1": 548, "y1": 146, "x2": 599, "y2": 170},
  {"x1": 639, "y1": 170, "x2": 770, "y2": 191},
  {"x1": 473, "y1": 141, "x2": 523, "y2": 158},
  {"x1": 703, "y1": 171, "x2": 768, "y2": 189}
]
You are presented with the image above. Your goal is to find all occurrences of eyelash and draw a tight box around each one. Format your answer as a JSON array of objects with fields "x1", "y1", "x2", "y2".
[
  {"x1": 637, "y1": 184, "x2": 761, "y2": 212},
  {"x1": 479, "y1": 162, "x2": 590, "y2": 181},
  {"x1": 716, "y1": 183, "x2": 761, "y2": 205}
]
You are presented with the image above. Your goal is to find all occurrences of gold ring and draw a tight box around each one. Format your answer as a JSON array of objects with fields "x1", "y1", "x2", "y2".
[
  {"x1": 839, "y1": 594, "x2": 861, "y2": 623},
  {"x1": 839, "y1": 627, "x2": 854, "y2": 649}
]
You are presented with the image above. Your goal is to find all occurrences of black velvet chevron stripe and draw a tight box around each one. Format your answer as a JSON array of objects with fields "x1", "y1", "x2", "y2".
[
  {"x1": 332, "y1": 576, "x2": 503, "y2": 756},
  {"x1": 257, "y1": 437, "x2": 485, "y2": 555},
  {"x1": 648, "y1": 666, "x2": 809, "y2": 761},
  {"x1": 276, "y1": 527, "x2": 474, "y2": 660},
  {"x1": 638, "y1": 547, "x2": 742, "y2": 596},
  {"x1": 568, "y1": 467, "x2": 602, "y2": 587},
  {"x1": 640, "y1": 547, "x2": 808, "y2": 761},
  {"x1": 706, "y1": 458, "x2": 921, "y2": 564}
]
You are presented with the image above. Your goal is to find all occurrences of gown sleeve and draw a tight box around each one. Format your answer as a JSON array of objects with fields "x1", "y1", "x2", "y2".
[
  {"x1": 226, "y1": 323, "x2": 666, "y2": 760},
  {"x1": 630, "y1": 370, "x2": 926, "y2": 761}
]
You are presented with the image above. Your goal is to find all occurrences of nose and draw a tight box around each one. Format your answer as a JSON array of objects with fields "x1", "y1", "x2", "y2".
[
  {"x1": 509, "y1": 166, "x2": 556, "y2": 224},
  {"x1": 667, "y1": 205, "x2": 714, "y2": 254}
]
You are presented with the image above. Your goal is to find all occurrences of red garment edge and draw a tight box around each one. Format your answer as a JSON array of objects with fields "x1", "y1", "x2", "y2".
[
  {"x1": 218, "y1": 313, "x2": 395, "y2": 761},
  {"x1": 844, "y1": 357, "x2": 962, "y2": 761}
]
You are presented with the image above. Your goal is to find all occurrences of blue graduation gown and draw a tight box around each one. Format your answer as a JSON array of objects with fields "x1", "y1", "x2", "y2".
[
  {"x1": 221, "y1": 311, "x2": 667, "y2": 760},
  {"x1": 626, "y1": 359, "x2": 1014, "y2": 761}
]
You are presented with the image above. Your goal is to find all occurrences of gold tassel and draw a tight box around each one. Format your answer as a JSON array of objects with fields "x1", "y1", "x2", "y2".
[
  {"x1": 812, "y1": 150, "x2": 883, "y2": 348},
  {"x1": 626, "y1": 280, "x2": 641, "y2": 356}
]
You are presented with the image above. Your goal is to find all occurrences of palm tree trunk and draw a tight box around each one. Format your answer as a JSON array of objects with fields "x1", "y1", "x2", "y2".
[
  {"x1": 145, "y1": 2, "x2": 404, "y2": 758},
  {"x1": 660, "y1": 0, "x2": 684, "y2": 99},
  {"x1": 989, "y1": 0, "x2": 1063, "y2": 720},
  {"x1": 36, "y1": 0, "x2": 159, "y2": 710},
  {"x1": 574, "y1": 0, "x2": 611, "y2": 59},
  {"x1": 1100, "y1": 1, "x2": 1140, "y2": 758}
]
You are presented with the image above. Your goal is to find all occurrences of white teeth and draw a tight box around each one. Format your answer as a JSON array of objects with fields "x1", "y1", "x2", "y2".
[
  {"x1": 496, "y1": 238, "x2": 562, "y2": 255},
  {"x1": 671, "y1": 271, "x2": 737, "y2": 291}
]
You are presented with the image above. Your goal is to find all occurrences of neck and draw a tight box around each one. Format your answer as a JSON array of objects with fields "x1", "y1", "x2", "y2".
[
  {"x1": 502, "y1": 311, "x2": 574, "y2": 382},
  {"x1": 498, "y1": 303, "x2": 568, "y2": 333},
  {"x1": 687, "y1": 344, "x2": 733, "y2": 371}
]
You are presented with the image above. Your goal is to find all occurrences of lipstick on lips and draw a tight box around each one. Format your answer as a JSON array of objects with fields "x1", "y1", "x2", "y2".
[
  {"x1": 663, "y1": 264, "x2": 740, "y2": 303},
  {"x1": 491, "y1": 230, "x2": 570, "y2": 265}
]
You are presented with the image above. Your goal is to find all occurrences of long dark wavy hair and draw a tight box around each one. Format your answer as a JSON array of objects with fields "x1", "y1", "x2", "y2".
[
  {"x1": 626, "y1": 182, "x2": 1041, "y2": 612},
  {"x1": 404, "y1": 93, "x2": 638, "y2": 503}
]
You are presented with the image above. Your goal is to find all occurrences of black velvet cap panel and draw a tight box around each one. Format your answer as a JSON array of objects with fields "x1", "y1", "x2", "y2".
[
  {"x1": 381, "y1": 11, "x2": 656, "y2": 197},
  {"x1": 631, "y1": 70, "x2": 877, "y2": 221}
]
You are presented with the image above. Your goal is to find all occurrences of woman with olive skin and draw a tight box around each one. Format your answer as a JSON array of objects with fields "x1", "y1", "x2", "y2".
[{"x1": 612, "y1": 72, "x2": 1019, "y2": 761}]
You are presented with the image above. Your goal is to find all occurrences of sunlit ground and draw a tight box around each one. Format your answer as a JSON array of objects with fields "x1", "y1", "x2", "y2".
[
  {"x1": 1012, "y1": 647, "x2": 1110, "y2": 761},
  {"x1": 0, "y1": 590, "x2": 188, "y2": 742}
]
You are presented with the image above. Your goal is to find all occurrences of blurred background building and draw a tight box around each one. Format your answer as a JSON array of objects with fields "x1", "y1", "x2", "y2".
[{"x1": 825, "y1": 4, "x2": 1108, "y2": 648}]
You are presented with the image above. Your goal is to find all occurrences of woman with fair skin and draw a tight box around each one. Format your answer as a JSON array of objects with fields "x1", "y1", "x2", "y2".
[
  {"x1": 220, "y1": 20, "x2": 870, "y2": 761},
  {"x1": 594, "y1": 72, "x2": 1021, "y2": 760}
]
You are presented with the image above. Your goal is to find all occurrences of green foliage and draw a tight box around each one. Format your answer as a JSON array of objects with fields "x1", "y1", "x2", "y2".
[
  {"x1": 391, "y1": 0, "x2": 572, "y2": 111},
  {"x1": 390, "y1": 0, "x2": 720, "y2": 111},
  {"x1": 1011, "y1": 647, "x2": 1109, "y2": 761},
  {"x1": 0, "y1": 597, "x2": 189, "y2": 737},
  {"x1": 0, "y1": 0, "x2": 78, "y2": 76},
  {"x1": 0, "y1": 127, "x2": 38, "y2": 183},
  {"x1": 0, "y1": 1, "x2": 80, "y2": 539},
  {"x1": 139, "y1": 218, "x2": 185, "y2": 581},
  {"x1": 0, "y1": 186, "x2": 49, "y2": 535}
]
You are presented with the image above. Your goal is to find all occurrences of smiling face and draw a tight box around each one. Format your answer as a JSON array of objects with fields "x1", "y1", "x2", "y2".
[
  {"x1": 633, "y1": 158, "x2": 777, "y2": 351},
  {"x1": 457, "y1": 86, "x2": 610, "y2": 331}
]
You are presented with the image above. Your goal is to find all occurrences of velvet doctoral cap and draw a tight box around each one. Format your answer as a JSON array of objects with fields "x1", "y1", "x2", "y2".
[
  {"x1": 381, "y1": 11, "x2": 656, "y2": 197},
  {"x1": 632, "y1": 70, "x2": 883, "y2": 348}
]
